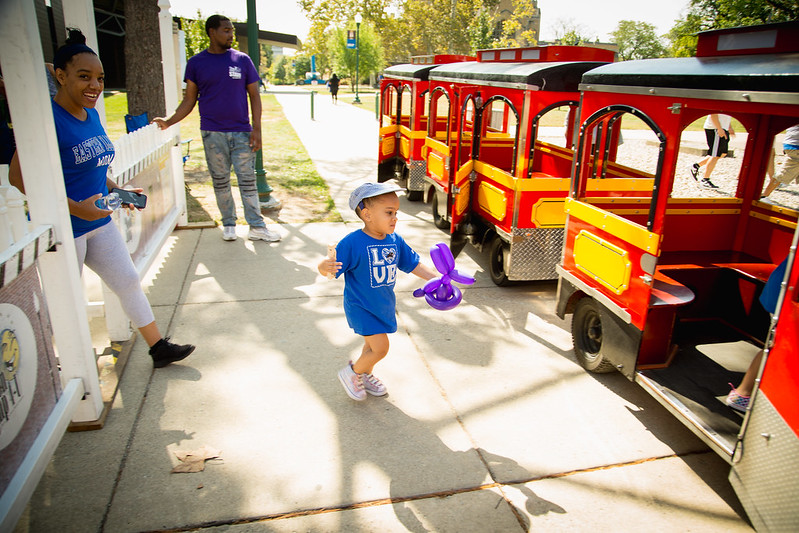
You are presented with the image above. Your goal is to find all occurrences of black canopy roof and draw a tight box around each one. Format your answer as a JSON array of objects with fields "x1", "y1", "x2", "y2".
[
  {"x1": 429, "y1": 61, "x2": 610, "y2": 91},
  {"x1": 383, "y1": 63, "x2": 441, "y2": 81},
  {"x1": 581, "y1": 53, "x2": 799, "y2": 94}
]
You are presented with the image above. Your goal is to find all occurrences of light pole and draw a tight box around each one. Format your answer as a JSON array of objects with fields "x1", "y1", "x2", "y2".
[
  {"x1": 246, "y1": 0, "x2": 279, "y2": 208},
  {"x1": 353, "y1": 13, "x2": 362, "y2": 104}
]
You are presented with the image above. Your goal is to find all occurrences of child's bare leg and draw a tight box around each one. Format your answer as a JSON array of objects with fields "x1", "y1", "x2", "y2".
[{"x1": 352, "y1": 333, "x2": 389, "y2": 374}]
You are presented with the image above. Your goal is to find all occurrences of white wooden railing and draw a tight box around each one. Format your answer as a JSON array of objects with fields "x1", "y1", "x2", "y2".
[
  {"x1": 112, "y1": 123, "x2": 172, "y2": 185},
  {"x1": 0, "y1": 166, "x2": 31, "y2": 249}
]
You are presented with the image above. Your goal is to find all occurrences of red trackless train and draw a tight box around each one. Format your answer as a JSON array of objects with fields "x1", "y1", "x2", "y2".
[
  {"x1": 555, "y1": 21, "x2": 799, "y2": 530},
  {"x1": 378, "y1": 20, "x2": 799, "y2": 530}
]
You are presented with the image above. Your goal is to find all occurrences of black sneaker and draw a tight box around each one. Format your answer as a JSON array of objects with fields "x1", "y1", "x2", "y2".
[
  {"x1": 700, "y1": 177, "x2": 719, "y2": 189},
  {"x1": 149, "y1": 337, "x2": 195, "y2": 368},
  {"x1": 688, "y1": 163, "x2": 700, "y2": 181}
]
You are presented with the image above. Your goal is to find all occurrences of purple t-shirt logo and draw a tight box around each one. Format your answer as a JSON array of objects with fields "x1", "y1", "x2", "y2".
[{"x1": 185, "y1": 49, "x2": 258, "y2": 132}]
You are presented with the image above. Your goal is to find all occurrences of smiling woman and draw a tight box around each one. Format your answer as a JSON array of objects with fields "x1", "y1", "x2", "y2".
[{"x1": 9, "y1": 28, "x2": 196, "y2": 369}]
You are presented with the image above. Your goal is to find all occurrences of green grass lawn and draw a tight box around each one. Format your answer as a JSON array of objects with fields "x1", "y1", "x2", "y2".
[{"x1": 103, "y1": 91, "x2": 339, "y2": 224}]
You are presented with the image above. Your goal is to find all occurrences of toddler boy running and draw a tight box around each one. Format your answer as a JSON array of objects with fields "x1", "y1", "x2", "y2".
[{"x1": 318, "y1": 183, "x2": 436, "y2": 400}]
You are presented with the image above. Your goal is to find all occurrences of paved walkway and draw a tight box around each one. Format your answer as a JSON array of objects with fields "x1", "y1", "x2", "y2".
[{"x1": 13, "y1": 91, "x2": 753, "y2": 532}]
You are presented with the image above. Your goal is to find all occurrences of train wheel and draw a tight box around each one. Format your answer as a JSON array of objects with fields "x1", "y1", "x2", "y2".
[
  {"x1": 407, "y1": 190, "x2": 423, "y2": 201},
  {"x1": 488, "y1": 236, "x2": 510, "y2": 286},
  {"x1": 432, "y1": 193, "x2": 450, "y2": 230},
  {"x1": 572, "y1": 298, "x2": 615, "y2": 373}
]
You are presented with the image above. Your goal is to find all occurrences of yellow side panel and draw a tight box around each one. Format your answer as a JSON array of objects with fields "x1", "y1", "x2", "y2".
[
  {"x1": 586, "y1": 178, "x2": 655, "y2": 192},
  {"x1": 516, "y1": 178, "x2": 571, "y2": 192},
  {"x1": 382, "y1": 137, "x2": 395, "y2": 156},
  {"x1": 531, "y1": 198, "x2": 567, "y2": 228},
  {"x1": 573, "y1": 231, "x2": 632, "y2": 295},
  {"x1": 565, "y1": 198, "x2": 661, "y2": 255},
  {"x1": 399, "y1": 125, "x2": 411, "y2": 137},
  {"x1": 379, "y1": 125, "x2": 398, "y2": 135},
  {"x1": 473, "y1": 161, "x2": 515, "y2": 190},
  {"x1": 426, "y1": 137, "x2": 450, "y2": 157},
  {"x1": 456, "y1": 160, "x2": 473, "y2": 182},
  {"x1": 428, "y1": 152, "x2": 445, "y2": 180},
  {"x1": 477, "y1": 181, "x2": 507, "y2": 222},
  {"x1": 400, "y1": 137, "x2": 410, "y2": 158},
  {"x1": 455, "y1": 180, "x2": 471, "y2": 216}
]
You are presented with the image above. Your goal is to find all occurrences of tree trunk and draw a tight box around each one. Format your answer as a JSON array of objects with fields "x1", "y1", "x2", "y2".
[{"x1": 124, "y1": 0, "x2": 165, "y2": 119}]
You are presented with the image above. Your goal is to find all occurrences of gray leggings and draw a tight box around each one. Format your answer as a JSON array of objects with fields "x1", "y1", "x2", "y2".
[{"x1": 74, "y1": 221, "x2": 155, "y2": 328}]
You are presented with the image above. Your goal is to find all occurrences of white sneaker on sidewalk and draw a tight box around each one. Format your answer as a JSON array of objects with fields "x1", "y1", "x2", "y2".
[
  {"x1": 261, "y1": 196, "x2": 282, "y2": 210},
  {"x1": 222, "y1": 226, "x2": 237, "y2": 241},
  {"x1": 362, "y1": 372, "x2": 387, "y2": 396},
  {"x1": 248, "y1": 226, "x2": 281, "y2": 242},
  {"x1": 338, "y1": 362, "x2": 366, "y2": 401}
]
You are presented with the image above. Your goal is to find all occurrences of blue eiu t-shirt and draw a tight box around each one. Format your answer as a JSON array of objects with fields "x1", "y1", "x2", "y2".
[
  {"x1": 336, "y1": 230, "x2": 420, "y2": 336},
  {"x1": 52, "y1": 101, "x2": 114, "y2": 237}
]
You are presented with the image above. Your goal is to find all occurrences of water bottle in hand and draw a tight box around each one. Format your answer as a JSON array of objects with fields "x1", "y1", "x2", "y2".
[{"x1": 95, "y1": 192, "x2": 121, "y2": 211}]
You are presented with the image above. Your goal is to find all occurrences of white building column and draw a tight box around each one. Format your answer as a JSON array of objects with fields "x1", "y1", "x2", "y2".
[
  {"x1": 159, "y1": 0, "x2": 189, "y2": 225},
  {"x1": 62, "y1": 0, "x2": 107, "y2": 125}
]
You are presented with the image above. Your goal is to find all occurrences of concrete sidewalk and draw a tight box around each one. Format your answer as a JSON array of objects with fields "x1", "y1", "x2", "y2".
[{"x1": 13, "y1": 93, "x2": 753, "y2": 532}]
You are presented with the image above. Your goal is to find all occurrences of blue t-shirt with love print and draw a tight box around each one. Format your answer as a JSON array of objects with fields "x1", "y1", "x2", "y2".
[{"x1": 336, "y1": 229, "x2": 420, "y2": 336}]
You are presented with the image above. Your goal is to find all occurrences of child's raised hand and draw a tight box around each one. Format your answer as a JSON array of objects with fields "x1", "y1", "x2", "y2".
[
  {"x1": 318, "y1": 243, "x2": 341, "y2": 279},
  {"x1": 319, "y1": 258, "x2": 342, "y2": 278}
]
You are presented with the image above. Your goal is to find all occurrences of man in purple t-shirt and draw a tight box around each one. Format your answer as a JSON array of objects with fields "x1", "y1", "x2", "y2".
[{"x1": 154, "y1": 14, "x2": 281, "y2": 242}]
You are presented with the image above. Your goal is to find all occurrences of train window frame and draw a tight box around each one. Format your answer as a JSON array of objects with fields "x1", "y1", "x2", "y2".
[
  {"x1": 381, "y1": 84, "x2": 399, "y2": 128},
  {"x1": 529, "y1": 100, "x2": 579, "y2": 179},
  {"x1": 575, "y1": 105, "x2": 666, "y2": 231},
  {"x1": 477, "y1": 95, "x2": 519, "y2": 177},
  {"x1": 456, "y1": 94, "x2": 479, "y2": 170},
  {"x1": 400, "y1": 82, "x2": 413, "y2": 128},
  {"x1": 428, "y1": 87, "x2": 452, "y2": 142}
]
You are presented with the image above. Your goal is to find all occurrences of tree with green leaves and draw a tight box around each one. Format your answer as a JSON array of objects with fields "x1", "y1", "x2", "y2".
[
  {"x1": 327, "y1": 21, "x2": 385, "y2": 84},
  {"x1": 611, "y1": 20, "x2": 668, "y2": 61},
  {"x1": 468, "y1": 7, "x2": 501, "y2": 51},
  {"x1": 181, "y1": 12, "x2": 210, "y2": 59},
  {"x1": 497, "y1": 0, "x2": 539, "y2": 47},
  {"x1": 667, "y1": 0, "x2": 797, "y2": 57},
  {"x1": 299, "y1": 0, "x2": 502, "y2": 63},
  {"x1": 271, "y1": 56, "x2": 290, "y2": 85}
]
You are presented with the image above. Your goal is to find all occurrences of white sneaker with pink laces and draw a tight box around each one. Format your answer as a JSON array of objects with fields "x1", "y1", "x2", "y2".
[
  {"x1": 337, "y1": 362, "x2": 366, "y2": 401},
  {"x1": 361, "y1": 372, "x2": 387, "y2": 396}
]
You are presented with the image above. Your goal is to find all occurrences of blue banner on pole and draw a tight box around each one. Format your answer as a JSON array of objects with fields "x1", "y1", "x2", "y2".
[{"x1": 346, "y1": 29, "x2": 356, "y2": 49}]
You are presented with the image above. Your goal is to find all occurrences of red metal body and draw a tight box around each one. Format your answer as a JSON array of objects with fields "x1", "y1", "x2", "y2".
[
  {"x1": 422, "y1": 45, "x2": 617, "y2": 284},
  {"x1": 554, "y1": 21, "x2": 799, "y2": 531},
  {"x1": 378, "y1": 55, "x2": 474, "y2": 198}
]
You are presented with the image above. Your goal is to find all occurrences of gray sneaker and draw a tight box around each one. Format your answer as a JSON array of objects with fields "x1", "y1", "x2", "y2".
[
  {"x1": 338, "y1": 362, "x2": 366, "y2": 401},
  {"x1": 261, "y1": 196, "x2": 282, "y2": 210},
  {"x1": 362, "y1": 372, "x2": 387, "y2": 396},
  {"x1": 222, "y1": 226, "x2": 237, "y2": 241},
  {"x1": 248, "y1": 226, "x2": 281, "y2": 242}
]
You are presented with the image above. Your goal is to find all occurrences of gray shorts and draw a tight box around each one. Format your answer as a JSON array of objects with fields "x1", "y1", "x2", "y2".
[{"x1": 774, "y1": 148, "x2": 799, "y2": 184}]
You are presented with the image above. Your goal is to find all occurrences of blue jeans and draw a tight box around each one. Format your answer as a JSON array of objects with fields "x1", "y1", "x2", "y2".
[{"x1": 201, "y1": 130, "x2": 265, "y2": 228}]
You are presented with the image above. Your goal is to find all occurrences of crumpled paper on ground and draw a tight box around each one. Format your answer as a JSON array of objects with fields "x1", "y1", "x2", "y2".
[{"x1": 171, "y1": 445, "x2": 221, "y2": 473}]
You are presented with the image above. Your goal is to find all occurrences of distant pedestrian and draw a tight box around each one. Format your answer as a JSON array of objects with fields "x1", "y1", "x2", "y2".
[
  {"x1": 327, "y1": 73, "x2": 340, "y2": 103},
  {"x1": 762, "y1": 124, "x2": 799, "y2": 198},
  {"x1": 317, "y1": 182, "x2": 436, "y2": 401},
  {"x1": 688, "y1": 114, "x2": 735, "y2": 189},
  {"x1": 153, "y1": 14, "x2": 282, "y2": 243}
]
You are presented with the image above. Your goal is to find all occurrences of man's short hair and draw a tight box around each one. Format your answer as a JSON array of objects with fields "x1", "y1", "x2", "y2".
[{"x1": 206, "y1": 14, "x2": 231, "y2": 36}]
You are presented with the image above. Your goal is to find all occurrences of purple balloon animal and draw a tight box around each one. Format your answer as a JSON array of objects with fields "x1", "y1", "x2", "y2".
[{"x1": 413, "y1": 243, "x2": 475, "y2": 310}]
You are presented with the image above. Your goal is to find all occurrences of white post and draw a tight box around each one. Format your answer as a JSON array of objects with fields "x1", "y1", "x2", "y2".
[
  {"x1": 0, "y1": 0, "x2": 103, "y2": 422},
  {"x1": 62, "y1": 0, "x2": 107, "y2": 126},
  {"x1": 159, "y1": 0, "x2": 189, "y2": 225}
]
